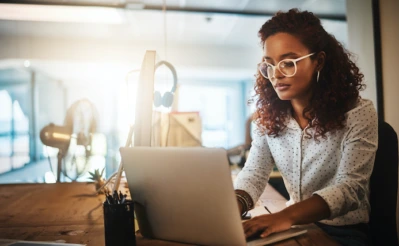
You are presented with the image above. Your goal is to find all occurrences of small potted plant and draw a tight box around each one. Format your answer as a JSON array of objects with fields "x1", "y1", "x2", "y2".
[{"x1": 88, "y1": 167, "x2": 105, "y2": 194}]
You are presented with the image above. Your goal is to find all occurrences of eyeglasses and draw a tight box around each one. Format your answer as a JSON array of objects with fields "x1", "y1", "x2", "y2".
[{"x1": 258, "y1": 53, "x2": 315, "y2": 81}]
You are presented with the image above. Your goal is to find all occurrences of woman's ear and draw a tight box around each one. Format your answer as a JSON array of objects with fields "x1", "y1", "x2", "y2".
[{"x1": 316, "y1": 51, "x2": 326, "y2": 71}]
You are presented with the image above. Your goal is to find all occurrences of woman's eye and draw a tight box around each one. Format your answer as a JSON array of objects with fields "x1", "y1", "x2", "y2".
[{"x1": 280, "y1": 61, "x2": 295, "y2": 68}]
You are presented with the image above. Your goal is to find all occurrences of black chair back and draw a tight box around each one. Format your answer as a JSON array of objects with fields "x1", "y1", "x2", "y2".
[{"x1": 369, "y1": 120, "x2": 398, "y2": 245}]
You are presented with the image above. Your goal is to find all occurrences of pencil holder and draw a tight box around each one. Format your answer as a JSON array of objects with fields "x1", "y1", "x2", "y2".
[{"x1": 103, "y1": 200, "x2": 136, "y2": 246}]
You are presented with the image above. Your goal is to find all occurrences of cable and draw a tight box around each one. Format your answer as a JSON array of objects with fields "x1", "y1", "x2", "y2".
[
  {"x1": 163, "y1": 0, "x2": 167, "y2": 60},
  {"x1": 161, "y1": 1, "x2": 174, "y2": 145}
]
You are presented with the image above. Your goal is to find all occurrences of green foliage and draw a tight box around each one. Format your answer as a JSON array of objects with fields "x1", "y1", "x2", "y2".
[{"x1": 88, "y1": 167, "x2": 105, "y2": 182}]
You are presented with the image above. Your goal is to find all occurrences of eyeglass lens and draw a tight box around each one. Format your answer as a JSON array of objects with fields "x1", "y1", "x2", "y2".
[{"x1": 261, "y1": 60, "x2": 296, "y2": 80}]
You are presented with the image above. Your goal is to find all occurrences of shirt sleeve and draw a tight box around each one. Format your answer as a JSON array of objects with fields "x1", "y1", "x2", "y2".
[
  {"x1": 313, "y1": 100, "x2": 378, "y2": 219},
  {"x1": 234, "y1": 127, "x2": 276, "y2": 204}
]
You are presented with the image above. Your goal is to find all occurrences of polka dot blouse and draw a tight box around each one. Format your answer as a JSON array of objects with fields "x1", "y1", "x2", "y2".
[{"x1": 234, "y1": 98, "x2": 378, "y2": 226}]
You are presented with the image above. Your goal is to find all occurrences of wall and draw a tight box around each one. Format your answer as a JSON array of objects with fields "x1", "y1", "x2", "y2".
[
  {"x1": 379, "y1": 0, "x2": 399, "y2": 241},
  {"x1": 346, "y1": 0, "x2": 378, "y2": 108},
  {"x1": 346, "y1": 0, "x2": 399, "y2": 240},
  {"x1": 347, "y1": 0, "x2": 399, "y2": 135},
  {"x1": 380, "y1": 0, "x2": 399, "y2": 135}
]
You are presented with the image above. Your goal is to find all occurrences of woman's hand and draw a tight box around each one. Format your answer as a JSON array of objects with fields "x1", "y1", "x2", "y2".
[
  {"x1": 243, "y1": 195, "x2": 330, "y2": 238},
  {"x1": 242, "y1": 211, "x2": 293, "y2": 238}
]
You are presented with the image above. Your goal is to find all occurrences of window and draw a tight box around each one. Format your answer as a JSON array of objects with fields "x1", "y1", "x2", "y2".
[{"x1": 0, "y1": 90, "x2": 30, "y2": 175}]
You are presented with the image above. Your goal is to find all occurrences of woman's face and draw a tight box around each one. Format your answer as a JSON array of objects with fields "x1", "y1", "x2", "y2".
[{"x1": 263, "y1": 32, "x2": 318, "y2": 101}]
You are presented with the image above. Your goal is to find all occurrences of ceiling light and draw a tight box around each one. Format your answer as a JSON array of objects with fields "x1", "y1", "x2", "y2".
[
  {"x1": 125, "y1": 1, "x2": 145, "y2": 10},
  {"x1": 0, "y1": 3, "x2": 124, "y2": 24}
]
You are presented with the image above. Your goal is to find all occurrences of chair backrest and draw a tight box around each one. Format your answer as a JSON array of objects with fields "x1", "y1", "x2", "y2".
[{"x1": 369, "y1": 120, "x2": 399, "y2": 245}]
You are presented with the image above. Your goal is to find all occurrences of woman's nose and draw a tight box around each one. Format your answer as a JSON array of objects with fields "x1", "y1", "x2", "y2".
[{"x1": 274, "y1": 68, "x2": 285, "y2": 79}]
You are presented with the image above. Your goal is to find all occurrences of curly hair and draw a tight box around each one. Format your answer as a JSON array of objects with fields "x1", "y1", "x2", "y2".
[{"x1": 254, "y1": 8, "x2": 365, "y2": 139}]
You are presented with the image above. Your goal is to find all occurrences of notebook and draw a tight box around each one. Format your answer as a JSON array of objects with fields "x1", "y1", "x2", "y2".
[{"x1": 120, "y1": 147, "x2": 306, "y2": 246}]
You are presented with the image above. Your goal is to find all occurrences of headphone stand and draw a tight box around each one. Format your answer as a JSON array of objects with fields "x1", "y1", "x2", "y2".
[{"x1": 112, "y1": 124, "x2": 134, "y2": 193}]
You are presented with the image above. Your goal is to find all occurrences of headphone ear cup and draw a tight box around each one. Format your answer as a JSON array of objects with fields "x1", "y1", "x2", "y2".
[
  {"x1": 153, "y1": 91, "x2": 162, "y2": 107},
  {"x1": 162, "y1": 92, "x2": 174, "y2": 108}
]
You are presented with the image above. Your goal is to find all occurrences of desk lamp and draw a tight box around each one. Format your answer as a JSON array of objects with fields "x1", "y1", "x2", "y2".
[{"x1": 40, "y1": 123, "x2": 72, "y2": 182}]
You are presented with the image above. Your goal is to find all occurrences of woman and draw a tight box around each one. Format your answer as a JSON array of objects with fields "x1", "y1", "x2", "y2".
[{"x1": 234, "y1": 9, "x2": 377, "y2": 246}]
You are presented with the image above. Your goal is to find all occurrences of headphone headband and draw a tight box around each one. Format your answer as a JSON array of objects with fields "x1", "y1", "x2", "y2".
[{"x1": 154, "y1": 60, "x2": 177, "y2": 93}]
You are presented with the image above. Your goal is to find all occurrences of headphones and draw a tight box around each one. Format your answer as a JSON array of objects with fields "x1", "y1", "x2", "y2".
[{"x1": 153, "y1": 60, "x2": 177, "y2": 108}]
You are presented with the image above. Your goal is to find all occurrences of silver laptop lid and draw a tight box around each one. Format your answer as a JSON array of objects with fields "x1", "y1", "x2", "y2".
[{"x1": 120, "y1": 147, "x2": 246, "y2": 246}]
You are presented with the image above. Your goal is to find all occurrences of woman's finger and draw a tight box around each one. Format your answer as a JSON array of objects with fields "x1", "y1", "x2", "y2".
[
  {"x1": 243, "y1": 223, "x2": 257, "y2": 233},
  {"x1": 260, "y1": 227, "x2": 274, "y2": 238},
  {"x1": 245, "y1": 227, "x2": 260, "y2": 238},
  {"x1": 242, "y1": 219, "x2": 256, "y2": 231},
  {"x1": 243, "y1": 220, "x2": 261, "y2": 232},
  {"x1": 244, "y1": 224, "x2": 266, "y2": 238}
]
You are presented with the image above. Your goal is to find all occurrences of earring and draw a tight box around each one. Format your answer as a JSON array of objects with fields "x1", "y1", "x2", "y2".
[{"x1": 317, "y1": 71, "x2": 320, "y2": 83}]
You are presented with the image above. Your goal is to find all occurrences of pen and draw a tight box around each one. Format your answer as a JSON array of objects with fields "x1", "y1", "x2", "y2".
[
  {"x1": 104, "y1": 190, "x2": 109, "y2": 204},
  {"x1": 119, "y1": 191, "x2": 123, "y2": 203},
  {"x1": 105, "y1": 194, "x2": 112, "y2": 205},
  {"x1": 113, "y1": 190, "x2": 119, "y2": 204},
  {"x1": 106, "y1": 189, "x2": 115, "y2": 204},
  {"x1": 121, "y1": 194, "x2": 127, "y2": 204}
]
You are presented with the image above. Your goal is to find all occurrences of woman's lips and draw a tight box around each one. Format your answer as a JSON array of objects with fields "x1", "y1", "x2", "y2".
[{"x1": 274, "y1": 83, "x2": 291, "y2": 91}]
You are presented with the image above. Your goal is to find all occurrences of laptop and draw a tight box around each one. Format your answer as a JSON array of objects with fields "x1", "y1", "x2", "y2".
[
  {"x1": 120, "y1": 147, "x2": 307, "y2": 246},
  {"x1": 0, "y1": 240, "x2": 85, "y2": 246}
]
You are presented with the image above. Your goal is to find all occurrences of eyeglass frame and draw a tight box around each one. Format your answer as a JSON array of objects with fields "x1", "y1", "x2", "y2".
[{"x1": 258, "y1": 52, "x2": 315, "y2": 80}]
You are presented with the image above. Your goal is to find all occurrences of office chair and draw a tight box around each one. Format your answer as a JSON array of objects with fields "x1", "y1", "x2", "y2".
[{"x1": 369, "y1": 120, "x2": 398, "y2": 246}]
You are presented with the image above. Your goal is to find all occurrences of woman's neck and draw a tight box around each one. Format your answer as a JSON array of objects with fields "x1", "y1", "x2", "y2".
[{"x1": 291, "y1": 99, "x2": 311, "y2": 130}]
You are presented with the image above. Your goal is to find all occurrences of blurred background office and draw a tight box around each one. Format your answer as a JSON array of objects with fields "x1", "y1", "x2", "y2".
[{"x1": 0, "y1": 0, "x2": 397, "y2": 184}]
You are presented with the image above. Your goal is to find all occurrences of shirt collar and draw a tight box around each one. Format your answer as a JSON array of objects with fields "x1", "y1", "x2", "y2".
[
  {"x1": 285, "y1": 110, "x2": 316, "y2": 131},
  {"x1": 284, "y1": 109, "x2": 299, "y2": 130},
  {"x1": 285, "y1": 115, "x2": 302, "y2": 130}
]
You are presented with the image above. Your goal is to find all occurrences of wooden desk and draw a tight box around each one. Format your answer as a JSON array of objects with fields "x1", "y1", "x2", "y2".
[{"x1": 0, "y1": 182, "x2": 338, "y2": 246}]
